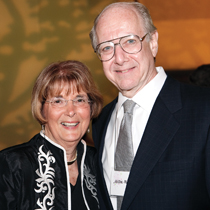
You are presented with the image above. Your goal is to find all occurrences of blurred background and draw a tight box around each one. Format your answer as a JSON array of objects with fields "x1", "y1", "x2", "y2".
[{"x1": 0, "y1": 0, "x2": 210, "y2": 149}]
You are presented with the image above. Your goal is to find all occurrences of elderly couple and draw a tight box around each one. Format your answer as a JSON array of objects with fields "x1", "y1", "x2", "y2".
[{"x1": 1, "y1": 2, "x2": 210, "y2": 210}]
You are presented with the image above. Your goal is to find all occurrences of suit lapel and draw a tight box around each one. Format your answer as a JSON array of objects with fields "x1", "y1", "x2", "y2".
[{"x1": 121, "y1": 77, "x2": 182, "y2": 210}]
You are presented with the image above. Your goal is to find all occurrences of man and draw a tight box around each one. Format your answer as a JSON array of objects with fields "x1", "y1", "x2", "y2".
[{"x1": 89, "y1": 2, "x2": 210, "y2": 210}]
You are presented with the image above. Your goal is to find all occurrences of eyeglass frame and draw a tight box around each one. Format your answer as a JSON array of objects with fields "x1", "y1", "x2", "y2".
[
  {"x1": 95, "y1": 33, "x2": 148, "y2": 62},
  {"x1": 45, "y1": 97, "x2": 91, "y2": 108}
]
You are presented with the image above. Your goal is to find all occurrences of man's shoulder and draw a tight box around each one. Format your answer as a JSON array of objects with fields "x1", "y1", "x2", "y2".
[
  {"x1": 92, "y1": 97, "x2": 117, "y2": 130},
  {"x1": 175, "y1": 76, "x2": 210, "y2": 100},
  {"x1": 162, "y1": 76, "x2": 210, "y2": 106},
  {"x1": 96, "y1": 97, "x2": 117, "y2": 118},
  {"x1": 163, "y1": 75, "x2": 210, "y2": 95}
]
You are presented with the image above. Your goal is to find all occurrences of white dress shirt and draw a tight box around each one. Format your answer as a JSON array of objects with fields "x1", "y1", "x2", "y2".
[{"x1": 102, "y1": 66, "x2": 167, "y2": 210}]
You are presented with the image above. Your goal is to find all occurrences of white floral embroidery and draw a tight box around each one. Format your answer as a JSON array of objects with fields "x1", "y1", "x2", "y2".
[
  {"x1": 34, "y1": 145, "x2": 56, "y2": 210},
  {"x1": 83, "y1": 164, "x2": 99, "y2": 206}
]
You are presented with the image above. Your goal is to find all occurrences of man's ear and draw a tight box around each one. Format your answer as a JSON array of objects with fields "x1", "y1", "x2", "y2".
[{"x1": 149, "y1": 30, "x2": 158, "y2": 57}]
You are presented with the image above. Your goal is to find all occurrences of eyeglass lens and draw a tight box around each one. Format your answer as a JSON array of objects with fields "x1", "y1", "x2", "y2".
[
  {"x1": 97, "y1": 35, "x2": 143, "y2": 61},
  {"x1": 47, "y1": 97, "x2": 89, "y2": 108}
]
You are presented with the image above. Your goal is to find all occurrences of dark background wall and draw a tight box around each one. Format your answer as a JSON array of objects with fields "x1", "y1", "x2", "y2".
[{"x1": 0, "y1": 0, "x2": 210, "y2": 149}]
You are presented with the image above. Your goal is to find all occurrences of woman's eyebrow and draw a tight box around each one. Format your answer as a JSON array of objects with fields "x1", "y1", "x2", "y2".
[
  {"x1": 51, "y1": 94, "x2": 87, "y2": 99},
  {"x1": 75, "y1": 94, "x2": 87, "y2": 98},
  {"x1": 52, "y1": 95, "x2": 63, "y2": 98}
]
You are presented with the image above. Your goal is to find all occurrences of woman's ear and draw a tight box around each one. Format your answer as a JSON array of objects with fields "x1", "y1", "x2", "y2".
[{"x1": 149, "y1": 30, "x2": 159, "y2": 57}]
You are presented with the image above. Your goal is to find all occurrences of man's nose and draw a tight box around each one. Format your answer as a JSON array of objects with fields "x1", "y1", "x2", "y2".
[{"x1": 113, "y1": 44, "x2": 128, "y2": 65}]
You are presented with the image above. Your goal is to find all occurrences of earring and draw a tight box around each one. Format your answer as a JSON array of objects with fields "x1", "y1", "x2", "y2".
[
  {"x1": 42, "y1": 124, "x2": 45, "y2": 135},
  {"x1": 87, "y1": 127, "x2": 90, "y2": 133}
]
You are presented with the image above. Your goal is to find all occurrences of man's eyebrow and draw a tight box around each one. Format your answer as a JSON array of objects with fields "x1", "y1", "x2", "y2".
[{"x1": 98, "y1": 34, "x2": 134, "y2": 45}]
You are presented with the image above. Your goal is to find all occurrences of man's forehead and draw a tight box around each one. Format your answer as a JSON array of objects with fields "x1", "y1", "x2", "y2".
[{"x1": 96, "y1": 9, "x2": 143, "y2": 44}]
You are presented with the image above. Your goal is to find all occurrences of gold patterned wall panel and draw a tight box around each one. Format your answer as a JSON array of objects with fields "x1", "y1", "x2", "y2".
[
  {"x1": 142, "y1": 0, "x2": 210, "y2": 69},
  {"x1": 0, "y1": 0, "x2": 209, "y2": 149},
  {"x1": 0, "y1": 0, "x2": 118, "y2": 149}
]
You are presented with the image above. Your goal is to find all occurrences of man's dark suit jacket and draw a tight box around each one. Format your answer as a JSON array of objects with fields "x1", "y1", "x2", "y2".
[{"x1": 92, "y1": 76, "x2": 210, "y2": 210}]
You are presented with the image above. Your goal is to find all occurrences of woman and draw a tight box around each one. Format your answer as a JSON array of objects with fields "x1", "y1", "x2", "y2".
[{"x1": 0, "y1": 60, "x2": 103, "y2": 210}]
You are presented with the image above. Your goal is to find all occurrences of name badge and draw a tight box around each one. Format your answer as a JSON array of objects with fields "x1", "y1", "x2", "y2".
[{"x1": 110, "y1": 169, "x2": 130, "y2": 196}]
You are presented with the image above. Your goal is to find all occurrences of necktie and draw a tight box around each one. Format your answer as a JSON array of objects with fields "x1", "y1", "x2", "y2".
[{"x1": 115, "y1": 99, "x2": 136, "y2": 210}]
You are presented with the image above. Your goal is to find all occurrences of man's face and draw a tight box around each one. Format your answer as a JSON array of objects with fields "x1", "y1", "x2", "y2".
[{"x1": 96, "y1": 6, "x2": 158, "y2": 98}]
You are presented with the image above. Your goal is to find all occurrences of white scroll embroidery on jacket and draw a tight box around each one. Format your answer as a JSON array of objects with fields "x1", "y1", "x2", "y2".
[
  {"x1": 83, "y1": 164, "x2": 99, "y2": 207},
  {"x1": 34, "y1": 145, "x2": 56, "y2": 210}
]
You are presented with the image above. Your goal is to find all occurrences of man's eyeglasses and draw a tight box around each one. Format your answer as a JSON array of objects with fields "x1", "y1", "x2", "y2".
[
  {"x1": 46, "y1": 97, "x2": 91, "y2": 109},
  {"x1": 95, "y1": 33, "x2": 148, "y2": 62}
]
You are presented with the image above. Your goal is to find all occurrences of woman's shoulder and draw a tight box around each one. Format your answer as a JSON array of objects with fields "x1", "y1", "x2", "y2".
[
  {"x1": 0, "y1": 133, "x2": 43, "y2": 166},
  {"x1": 1, "y1": 133, "x2": 41, "y2": 153}
]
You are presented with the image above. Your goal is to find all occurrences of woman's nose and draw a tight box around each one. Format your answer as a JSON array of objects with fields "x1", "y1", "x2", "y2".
[{"x1": 65, "y1": 100, "x2": 76, "y2": 117}]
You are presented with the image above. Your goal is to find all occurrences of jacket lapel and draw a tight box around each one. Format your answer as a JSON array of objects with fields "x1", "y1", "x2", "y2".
[{"x1": 121, "y1": 77, "x2": 182, "y2": 210}]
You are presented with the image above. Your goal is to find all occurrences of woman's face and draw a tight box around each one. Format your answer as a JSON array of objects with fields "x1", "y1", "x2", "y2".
[{"x1": 42, "y1": 84, "x2": 91, "y2": 148}]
